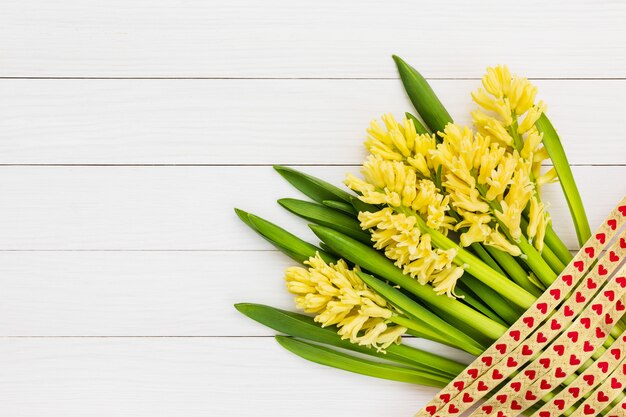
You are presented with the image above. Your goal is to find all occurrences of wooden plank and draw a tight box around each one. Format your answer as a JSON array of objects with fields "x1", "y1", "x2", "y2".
[
  {"x1": 0, "y1": 79, "x2": 624, "y2": 165},
  {"x1": 0, "y1": 166, "x2": 621, "y2": 250},
  {"x1": 0, "y1": 337, "x2": 468, "y2": 417},
  {"x1": 0, "y1": 251, "x2": 295, "y2": 336},
  {"x1": 1, "y1": 0, "x2": 625, "y2": 78}
]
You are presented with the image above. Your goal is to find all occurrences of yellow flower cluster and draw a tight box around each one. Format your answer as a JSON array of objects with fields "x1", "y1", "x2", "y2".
[
  {"x1": 359, "y1": 208, "x2": 464, "y2": 297},
  {"x1": 345, "y1": 154, "x2": 463, "y2": 296},
  {"x1": 471, "y1": 65, "x2": 554, "y2": 250},
  {"x1": 285, "y1": 253, "x2": 406, "y2": 351}
]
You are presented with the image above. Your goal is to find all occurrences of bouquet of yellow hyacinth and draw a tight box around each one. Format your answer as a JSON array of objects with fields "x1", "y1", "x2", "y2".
[{"x1": 234, "y1": 57, "x2": 601, "y2": 404}]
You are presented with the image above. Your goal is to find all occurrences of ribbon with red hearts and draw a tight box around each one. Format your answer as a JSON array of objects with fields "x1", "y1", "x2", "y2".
[
  {"x1": 416, "y1": 197, "x2": 626, "y2": 417},
  {"x1": 531, "y1": 331, "x2": 626, "y2": 417},
  {"x1": 569, "y1": 358, "x2": 626, "y2": 417},
  {"x1": 604, "y1": 395, "x2": 626, "y2": 417}
]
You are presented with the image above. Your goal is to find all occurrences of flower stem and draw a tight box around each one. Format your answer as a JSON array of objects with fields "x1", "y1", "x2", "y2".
[
  {"x1": 535, "y1": 114, "x2": 591, "y2": 245},
  {"x1": 483, "y1": 245, "x2": 543, "y2": 297},
  {"x1": 543, "y1": 224, "x2": 574, "y2": 264}
]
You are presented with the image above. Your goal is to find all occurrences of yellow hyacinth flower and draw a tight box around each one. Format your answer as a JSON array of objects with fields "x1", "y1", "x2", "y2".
[{"x1": 285, "y1": 253, "x2": 406, "y2": 351}]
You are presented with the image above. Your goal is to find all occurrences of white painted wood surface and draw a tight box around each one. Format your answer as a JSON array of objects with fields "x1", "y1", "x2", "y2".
[{"x1": 0, "y1": 0, "x2": 625, "y2": 415}]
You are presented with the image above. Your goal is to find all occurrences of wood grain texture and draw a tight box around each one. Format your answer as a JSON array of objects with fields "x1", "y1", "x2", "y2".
[
  {"x1": 0, "y1": 166, "x2": 621, "y2": 251},
  {"x1": 0, "y1": 337, "x2": 472, "y2": 417},
  {"x1": 1, "y1": 0, "x2": 626, "y2": 78},
  {"x1": 0, "y1": 79, "x2": 624, "y2": 165}
]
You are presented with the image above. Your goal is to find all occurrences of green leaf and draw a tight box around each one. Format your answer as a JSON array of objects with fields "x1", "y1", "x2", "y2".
[
  {"x1": 274, "y1": 165, "x2": 354, "y2": 204},
  {"x1": 275, "y1": 336, "x2": 451, "y2": 387},
  {"x1": 357, "y1": 272, "x2": 485, "y2": 355},
  {"x1": 234, "y1": 209, "x2": 334, "y2": 264},
  {"x1": 278, "y1": 198, "x2": 371, "y2": 244},
  {"x1": 393, "y1": 55, "x2": 453, "y2": 133},
  {"x1": 235, "y1": 303, "x2": 464, "y2": 375},
  {"x1": 405, "y1": 112, "x2": 432, "y2": 135},
  {"x1": 348, "y1": 195, "x2": 379, "y2": 214},
  {"x1": 535, "y1": 114, "x2": 591, "y2": 245},
  {"x1": 322, "y1": 200, "x2": 357, "y2": 216},
  {"x1": 310, "y1": 224, "x2": 508, "y2": 342}
]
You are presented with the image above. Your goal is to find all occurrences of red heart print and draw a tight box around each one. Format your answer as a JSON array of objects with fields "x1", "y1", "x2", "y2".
[
  {"x1": 584, "y1": 404, "x2": 595, "y2": 415},
  {"x1": 496, "y1": 344, "x2": 507, "y2": 354},
  {"x1": 536, "y1": 332, "x2": 547, "y2": 343},
  {"x1": 576, "y1": 292, "x2": 587, "y2": 303},
  {"x1": 621, "y1": 237, "x2": 626, "y2": 248},
  {"x1": 448, "y1": 403, "x2": 459, "y2": 413},
  {"x1": 598, "y1": 391, "x2": 609, "y2": 402},
  {"x1": 568, "y1": 387, "x2": 580, "y2": 398},
  {"x1": 598, "y1": 361, "x2": 609, "y2": 373},
  {"x1": 551, "y1": 318, "x2": 562, "y2": 330},
  {"x1": 583, "y1": 374, "x2": 595, "y2": 385},
  {"x1": 581, "y1": 317, "x2": 591, "y2": 329},
  {"x1": 605, "y1": 290, "x2": 615, "y2": 301},
  {"x1": 611, "y1": 378, "x2": 623, "y2": 389},
  {"x1": 425, "y1": 405, "x2": 436, "y2": 415},
  {"x1": 608, "y1": 219, "x2": 617, "y2": 230},
  {"x1": 511, "y1": 381, "x2": 521, "y2": 392},
  {"x1": 496, "y1": 394, "x2": 507, "y2": 404},
  {"x1": 511, "y1": 400, "x2": 522, "y2": 410},
  {"x1": 478, "y1": 381, "x2": 489, "y2": 391},
  {"x1": 510, "y1": 330, "x2": 521, "y2": 341},
  {"x1": 462, "y1": 392, "x2": 473, "y2": 403},
  {"x1": 583, "y1": 341, "x2": 594, "y2": 352},
  {"x1": 617, "y1": 300, "x2": 625, "y2": 311},
  {"x1": 523, "y1": 316, "x2": 535, "y2": 327},
  {"x1": 596, "y1": 233, "x2": 606, "y2": 243},
  {"x1": 570, "y1": 355, "x2": 581, "y2": 366},
  {"x1": 610, "y1": 348, "x2": 621, "y2": 360},
  {"x1": 522, "y1": 345, "x2": 533, "y2": 356},
  {"x1": 605, "y1": 313, "x2": 614, "y2": 325},
  {"x1": 553, "y1": 367, "x2": 566, "y2": 379},
  {"x1": 592, "y1": 303, "x2": 603, "y2": 315},
  {"x1": 539, "y1": 358, "x2": 551, "y2": 368},
  {"x1": 492, "y1": 369, "x2": 504, "y2": 380},
  {"x1": 553, "y1": 344, "x2": 565, "y2": 356},
  {"x1": 610, "y1": 251, "x2": 619, "y2": 262},
  {"x1": 539, "y1": 412, "x2": 551, "y2": 417},
  {"x1": 524, "y1": 369, "x2": 536, "y2": 380},
  {"x1": 596, "y1": 327, "x2": 606, "y2": 338},
  {"x1": 564, "y1": 306, "x2": 574, "y2": 317},
  {"x1": 619, "y1": 205, "x2": 626, "y2": 215},
  {"x1": 453, "y1": 381, "x2": 464, "y2": 391},
  {"x1": 616, "y1": 276, "x2": 626, "y2": 288},
  {"x1": 540, "y1": 379, "x2": 551, "y2": 390},
  {"x1": 467, "y1": 368, "x2": 478, "y2": 378},
  {"x1": 497, "y1": 412, "x2": 506, "y2": 417},
  {"x1": 507, "y1": 357, "x2": 518, "y2": 367},
  {"x1": 585, "y1": 246, "x2": 595, "y2": 257},
  {"x1": 440, "y1": 393, "x2": 451, "y2": 403},
  {"x1": 599, "y1": 264, "x2": 608, "y2": 275},
  {"x1": 555, "y1": 399, "x2": 566, "y2": 410},
  {"x1": 562, "y1": 274, "x2": 573, "y2": 286},
  {"x1": 574, "y1": 260, "x2": 585, "y2": 271},
  {"x1": 567, "y1": 331, "x2": 579, "y2": 342},
  {"x1": 549, "y1": 289, "x2": 561, "y2": 300},
  {"x1": 482, "y1": 356, "x2": 493, "y2": 366},
  {"x1": 481, "y1": 405, "x2": 493, "y2": 414},
  {"x1": 537, "y1": 302, "x2": 548, "y2": 314},
  {"x1": 587, "y1": 278, "x2": 597, "y2": 289},
  {"x1": 524, "y1": 390, "x2": 537, "y2": 401}
]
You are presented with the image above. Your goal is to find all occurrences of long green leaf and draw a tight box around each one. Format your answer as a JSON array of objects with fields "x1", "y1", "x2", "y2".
[
  {"x1": 357, "y1": 271, "x2": 485, "y2": 355},
  {"x1": 310, "y1": 224, "x2": 508, "y2": 341},
  {"x1": 279, "y1": 198, "x2": 371, "y2": 244},
  {"x1": 274, "y1": 165, "x2": 354, "y2": 204},
  {"x1": 535, "y1": 114, "x2": 591, "y2": 245},
  {"x1": 275, "y1": 336, "x2": 451, "y2": 387},
  {"x1": 322, "y1": 200, "x2": 357, "y2": 216},
  {"x1": 393, "y1": 55, "x2": 453, "y2": 133},
  {"x1": 235, "y1": 303, "x2": 464, "y2": 375},
  {"x1": 234, "y1": 209, "x2": 334, "y2": 264}
]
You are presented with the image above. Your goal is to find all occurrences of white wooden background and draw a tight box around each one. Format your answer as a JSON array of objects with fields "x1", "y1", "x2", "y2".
[{"x1": 0, "y1": 1, "x2": 625, "y2": 416}]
